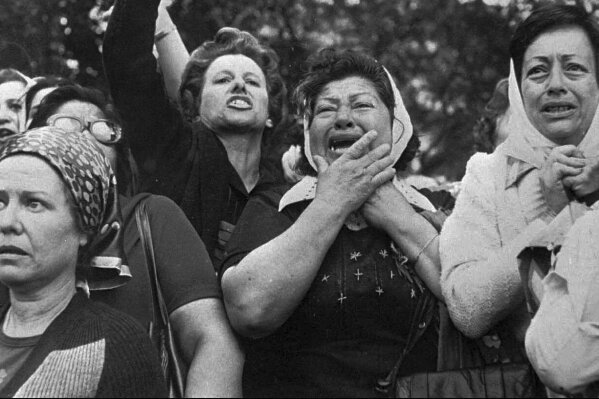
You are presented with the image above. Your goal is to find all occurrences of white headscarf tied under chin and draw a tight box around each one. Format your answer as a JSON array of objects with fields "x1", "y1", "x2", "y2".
[
  {"x1": 279, "y1": 66, "x2": 435, "y2": 230},
  {"x1": 503, "y1": 59, "x2": 599, "y2": 168}
]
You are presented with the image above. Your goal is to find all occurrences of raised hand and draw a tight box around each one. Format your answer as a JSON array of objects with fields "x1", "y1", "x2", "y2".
[
  {"x1": 563, "y1": 154, "x2": 599, "y2": 201},
  {"x1": 313, "y1": 131, "x2": 395, "y2": 218},
  {"x1": 539, "y1": 145, "x2": 585, "y2": 215}
]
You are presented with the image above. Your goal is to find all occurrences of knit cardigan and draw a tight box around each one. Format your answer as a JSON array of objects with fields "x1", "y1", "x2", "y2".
[
  {"x1": 439, "y1": 144, "x2": 556, "y2": 340},
  {"x1": 0, "y1": 292, "x2": 167, "y2": 398}
]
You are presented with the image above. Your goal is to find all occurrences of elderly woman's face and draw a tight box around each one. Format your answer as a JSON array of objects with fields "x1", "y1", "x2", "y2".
[
  {"x1": 0, "y1": 155, "x2": 87, "y2": 289},
  {"x1": 309, "y1": 76, "x2": 392, "y2": 164},
  {"x1": 0, "y1": 81, "x2": 26, "y2": 141},
  {"x1": 200, "y1": 54, "x2": 270, "y2": 135},
  {"x1": 521, "y1": 25, "x2": 599, "y2": 145}
]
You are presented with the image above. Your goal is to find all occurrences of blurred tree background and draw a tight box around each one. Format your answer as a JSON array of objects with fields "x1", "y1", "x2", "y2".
[{"x1": 1, "y1": 0, "x2": 598, "y2": 179}]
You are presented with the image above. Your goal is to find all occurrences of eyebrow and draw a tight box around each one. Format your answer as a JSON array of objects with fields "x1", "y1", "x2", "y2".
[
  {"x1": 528, "y1": 54, "x2": 583, "y2": 64},
  {"x1": 318, "y1": 92, "x2": 376, "y2": 102}
]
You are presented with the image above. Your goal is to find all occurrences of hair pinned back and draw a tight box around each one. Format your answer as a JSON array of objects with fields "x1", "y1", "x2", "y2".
[{"x1": 179, "y1": 27, "x2": 287, "y2": 134}]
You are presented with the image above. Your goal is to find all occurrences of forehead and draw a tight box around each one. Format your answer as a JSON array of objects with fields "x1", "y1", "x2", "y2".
[
  {"x1": 316, "y1": 76, "x2": 382, "y2": 102},
  {"x1": 0, "y1": 81, "x2": 26, "y2": 101},
  {"x1": 0, "y1": 155, "x2": 65, "y2": 196},
  {"x1": 525, "y1": 25, "x2": 595, "y2": 62},
  {"x1": 205, "y1": 54, "x2": 265, "y2": 79},
  {"x1": 55, "y1": 100, "x2": 105, "y2": 119}
]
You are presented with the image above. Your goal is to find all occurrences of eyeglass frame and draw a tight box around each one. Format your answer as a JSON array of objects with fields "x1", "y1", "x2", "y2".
[{"x1": 46, "y1": 114, "x2": 122, "y2": 144}]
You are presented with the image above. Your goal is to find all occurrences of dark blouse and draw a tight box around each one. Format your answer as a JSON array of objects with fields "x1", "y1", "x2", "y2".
[
  {"x1": 221, "y1": 187, "x2": 453, "y2": 398},
  {"x1": 103, "y1": 0, "x2": 280, "y2": 266}
]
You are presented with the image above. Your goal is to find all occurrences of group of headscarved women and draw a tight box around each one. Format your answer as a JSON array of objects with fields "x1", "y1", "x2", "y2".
[{"x1": 1, "y1": 1, "x2": 599, "y2": 397}]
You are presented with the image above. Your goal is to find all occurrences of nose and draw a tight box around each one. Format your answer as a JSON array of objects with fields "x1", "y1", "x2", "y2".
[
  {"x1": 231, "y1": 77, "x2": 248, "y2": 94},
  {"x1": 0, "y1": 204, "x2": 24, "y2": 235},
  {"x1": 334, "y1": 105, "x2": 355, "y2": 130},
  {"x1": 547, "y1": 66, "x2": 567, "y2": 96}
]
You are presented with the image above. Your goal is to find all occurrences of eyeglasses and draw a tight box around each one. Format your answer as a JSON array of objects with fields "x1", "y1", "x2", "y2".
[{"x1": 46, "y1": 114, "x2": 122, "y2": 144}]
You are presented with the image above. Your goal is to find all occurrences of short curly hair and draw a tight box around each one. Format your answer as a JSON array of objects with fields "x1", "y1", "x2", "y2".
[
  {"x1": 292, "y1": 47, "x2": 420, "y2": 175},
  {"x1": 179, "y1": 27, "x2": 287, "y2": 134}
]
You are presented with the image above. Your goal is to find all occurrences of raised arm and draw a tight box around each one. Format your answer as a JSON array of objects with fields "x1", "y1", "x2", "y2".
[
  {"x1": 103, "y1": 0, "x2": 190, "y2": 180},
  {"x1": 155, "y1": 0, "x2": 189, "y2": 102},
  {"x1": 222, "y1": 132, "x2": 395, "y2": 338}
]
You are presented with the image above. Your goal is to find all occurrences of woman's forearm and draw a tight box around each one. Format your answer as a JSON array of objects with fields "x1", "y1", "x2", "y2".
[
  {"x1": 222, "y1": 199, "x2": 347, "y2": 338},
  {"x1": 383, "y1": 212, "x2": 443, "y2": 299},
  {"x1": 155, "y1": 6, "x2": 189, "y2": 102}
]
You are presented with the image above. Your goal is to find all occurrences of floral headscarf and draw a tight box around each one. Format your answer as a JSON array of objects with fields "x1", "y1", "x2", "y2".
[{"x1": 0, "y1": 126, "x2": 131, "y2": 290}]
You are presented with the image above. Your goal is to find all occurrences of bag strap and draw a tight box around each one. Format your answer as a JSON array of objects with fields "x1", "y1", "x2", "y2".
[
  {"x1": 376, "y1": 289, "x2": 437, "y2": 395},
  {"x1": 135, "y1": 200, "x2": 169, "y2": 330}
]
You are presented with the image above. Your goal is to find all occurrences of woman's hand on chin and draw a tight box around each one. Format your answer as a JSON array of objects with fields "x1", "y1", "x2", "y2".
[
  {"x1": 563, "y1": 154, "x2": 599, "y2": 201},
  {"x1": 361, "y1": 181, "x2": 414, "y2": 232},
  {"x1": 313, "y1": 130, "x2": 395, "y2": 218},
  {"x1": 540, "y1": 145, "x2": 586, "y2": 215}
]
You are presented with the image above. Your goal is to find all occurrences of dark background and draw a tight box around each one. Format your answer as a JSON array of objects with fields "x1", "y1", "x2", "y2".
[{"x1": 2, "y1": 0, "x2": 597, "y2": 180}]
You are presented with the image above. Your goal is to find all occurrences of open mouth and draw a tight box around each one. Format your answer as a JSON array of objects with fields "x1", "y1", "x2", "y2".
[
  {"x1": 328, "y1": 135, "x2": 361, "y2": 155},
  {"x1": 0, "y1": 245, "x2": 28, "y2": 256},
  {"x1": 227, "y1": 96, "x2": 252, "y2": 110},
  {"x1": 0, "y1": 128, "x2": 17, "y2": 139},
  {"x1": 542, "y1": 104, "x2": 576, "y2": 115}
]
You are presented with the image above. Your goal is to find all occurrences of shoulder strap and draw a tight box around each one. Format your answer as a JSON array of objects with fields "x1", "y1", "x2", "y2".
[
  {"x1": 376, "y1": 289, "x2": 437, "y2": 395},
  {"x1": 135, "y1": 201, "x2": 168, "y2": 330}
]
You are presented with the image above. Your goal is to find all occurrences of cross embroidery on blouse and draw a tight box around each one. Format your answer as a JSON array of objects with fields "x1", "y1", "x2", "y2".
[
  {"x1": 338, "y1": 293, "x2": 347, "y2": 305},
  {"x1": 321, "y1": 274, "x2": 331, "y2": 283},
  {"x1": 375, "y1": 286, "x2": 384, "y2": 296},
  {"x1": 379, "y1": 249, "x2": 389, "y2": 258},
  {"x1": 354, "y1": 269, "x2": 363, "y2": 281}
]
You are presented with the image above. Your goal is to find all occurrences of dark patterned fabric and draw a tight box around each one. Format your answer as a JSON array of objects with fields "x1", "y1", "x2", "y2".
[{"x1": 0, "y1": 127, "x2": 131, "y2": 290}]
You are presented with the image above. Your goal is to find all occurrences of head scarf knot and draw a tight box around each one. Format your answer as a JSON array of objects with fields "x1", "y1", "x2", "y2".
[{"x1": 0, "y1": 126, "x2": 131, "y2": 290}]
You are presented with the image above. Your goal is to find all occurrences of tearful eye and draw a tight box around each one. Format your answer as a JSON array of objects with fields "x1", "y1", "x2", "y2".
[{"x1": 215, "y1": 77, "x2": 232, "y2": 84}]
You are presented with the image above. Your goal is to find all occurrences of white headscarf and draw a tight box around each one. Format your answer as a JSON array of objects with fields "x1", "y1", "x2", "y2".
[
  {"x1": 280, "y1": 67, "x2": 435, "y2": 230},
  {"x1": 503, "y1": 59, "x2": 599, "y2": 169}
]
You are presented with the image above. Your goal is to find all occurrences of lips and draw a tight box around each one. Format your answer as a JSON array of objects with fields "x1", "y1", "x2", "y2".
[
  {"x1": 227, "y1": 96, "x2": 253, "y2": 110},
  {"x1": 328, "y1": 133, "x2": 362, "y2": 156},
  {"x1": 0, "y1": 128, "x2": 17, "y2": 139},
  {"x1": 541, "y1": 102, "x2": 576, "y2": 117},
  {"x1": 0, "y1": 245, "x2": 28, "y2": 256}
]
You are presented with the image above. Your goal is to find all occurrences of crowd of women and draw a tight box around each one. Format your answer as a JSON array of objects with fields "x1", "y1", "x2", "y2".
[{"x1": 1, "y1": 1, "x2": 599, "y2": 397}]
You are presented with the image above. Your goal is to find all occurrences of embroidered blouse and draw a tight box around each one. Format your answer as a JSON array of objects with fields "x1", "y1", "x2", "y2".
[{"x1": 221, "y1": 186, "x2": 453, "y2": 397}]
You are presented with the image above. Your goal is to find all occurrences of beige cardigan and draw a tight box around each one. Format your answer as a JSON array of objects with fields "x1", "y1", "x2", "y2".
[{"x1": 439, "y1": 142, "x2": 557, "y2": 339}]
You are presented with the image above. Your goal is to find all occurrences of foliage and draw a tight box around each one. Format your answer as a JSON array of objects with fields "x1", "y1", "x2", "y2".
[{"x1": 2, "y1": 0, "x2": 599, "y2": 179}]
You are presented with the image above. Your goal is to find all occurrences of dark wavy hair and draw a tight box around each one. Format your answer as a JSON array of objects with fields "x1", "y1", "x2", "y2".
[
  {"x1": 25, "y1": 76, "x2": 71, "y2": 119},
  {"x1": 510, "y1": 4, "x2": 599, "y2": 86},
  {"x1": 179, "y1": 27, "x2": 287, "y2": 136},
  {"x1": 292, "y1": 47, "x2": 420, "y2": 175},
  {"x1": 29, "y1": 84, "x2": 138, "y2": 196}
]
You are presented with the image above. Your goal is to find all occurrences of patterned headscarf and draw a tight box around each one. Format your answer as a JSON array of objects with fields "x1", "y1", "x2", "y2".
[{"x1": 0, "y1": 126, "x2": 131, "y2": 290}]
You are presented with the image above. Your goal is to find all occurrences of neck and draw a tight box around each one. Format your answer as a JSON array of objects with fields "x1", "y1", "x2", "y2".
[
  {"x1": 4, "y1": 276, "x2": 76, "y2": 338},
  {"x1": 215, "y1": 129, "x2": 263, "y2": 192}
]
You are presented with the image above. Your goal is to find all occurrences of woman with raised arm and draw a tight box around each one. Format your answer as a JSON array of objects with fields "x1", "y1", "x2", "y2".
[
  {"x1": 103, "y1": 0, "x2": 287, "y2": 266},
  {"x1": 220, "y1": 48, "x2": 454, "y2": 397}
]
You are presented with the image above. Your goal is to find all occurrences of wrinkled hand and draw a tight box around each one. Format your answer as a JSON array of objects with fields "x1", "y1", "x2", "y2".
[
  {"x1": 314, "y1": 131, "x2": 395, "y2": 218},
  {"x1": 361, "y1": 181, "x2": 414, "y2": 232},
  {"x1": 539, "y1": 145, "x2": 585, "y2": 215},
  {"x1": 562, "y1": 154, "x2": 599, "y2": 200}
]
